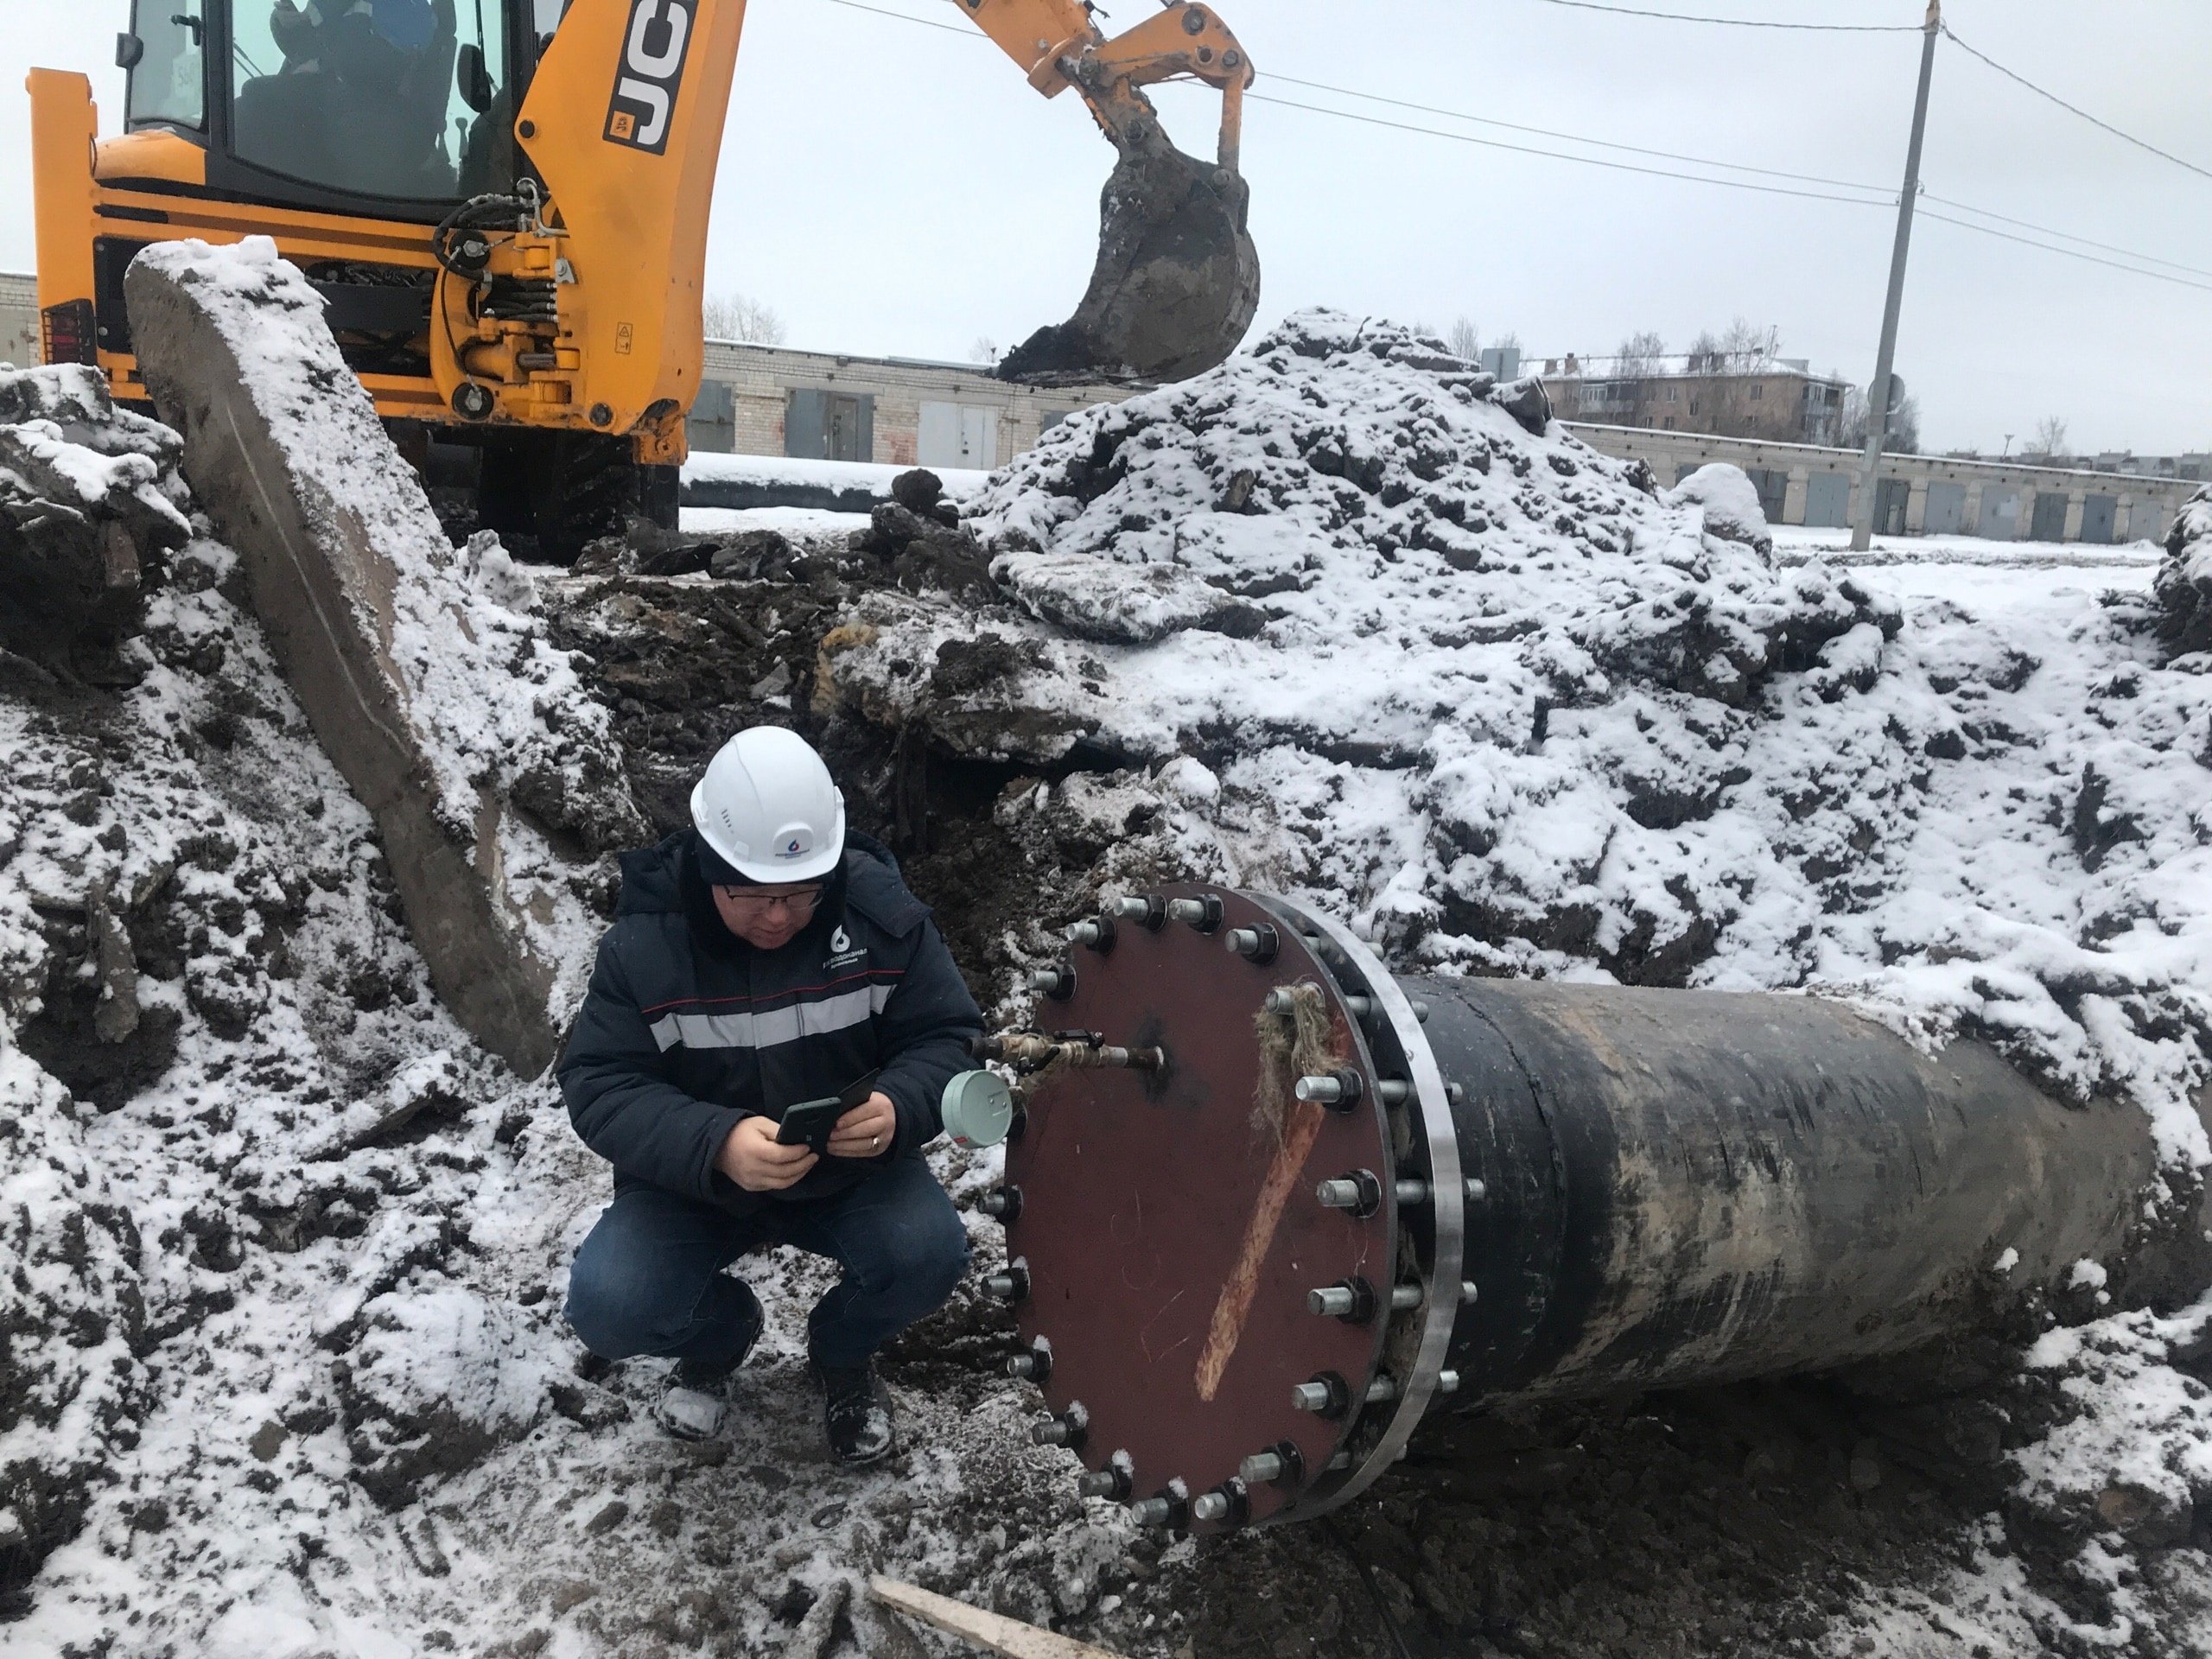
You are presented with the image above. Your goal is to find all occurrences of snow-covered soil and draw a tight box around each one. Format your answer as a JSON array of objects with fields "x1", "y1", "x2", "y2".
[{"x1": 8, "y1": 303, "x2": 2212, "y2": 1658}]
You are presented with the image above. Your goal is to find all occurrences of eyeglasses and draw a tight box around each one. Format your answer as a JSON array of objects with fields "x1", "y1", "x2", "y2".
[{"x1": 715, "y1": 886, "x2": 824, "y2": 917}]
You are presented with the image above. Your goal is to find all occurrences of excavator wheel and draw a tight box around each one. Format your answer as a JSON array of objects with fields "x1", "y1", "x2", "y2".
[
  {"x1": 1000, "y1": 124, "x2": 1262, "y2": 385},
  {"x1": 475, "y1": 431, "x2": 679, "y2": 564}
]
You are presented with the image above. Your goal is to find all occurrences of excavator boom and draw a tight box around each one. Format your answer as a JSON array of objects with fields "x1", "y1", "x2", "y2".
[{"x1": 29, "y1": 0, "x2": 1260, "y2": 556}]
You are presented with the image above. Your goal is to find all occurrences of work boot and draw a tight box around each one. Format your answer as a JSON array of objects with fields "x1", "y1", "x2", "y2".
[
  {"x1": 810, "y1": 1358, "x2": 896, "y2": 1466},
  {"x1": 655, "y1": 1357, "x2": 735, "y2": 1442}
]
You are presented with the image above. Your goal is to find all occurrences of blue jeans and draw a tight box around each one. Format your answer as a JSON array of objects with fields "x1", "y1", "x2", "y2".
[{"x1": 564, "y1": 1156, "x2": 970, "y2": 1372}]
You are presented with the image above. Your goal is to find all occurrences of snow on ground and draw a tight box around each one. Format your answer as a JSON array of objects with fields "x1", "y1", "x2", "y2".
[{"x1": 9, "y1": 302, "x2": 2212, "y2": 1656}]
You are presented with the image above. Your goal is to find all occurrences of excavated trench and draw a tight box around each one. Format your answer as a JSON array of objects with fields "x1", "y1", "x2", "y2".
[{"x1": 539, "y1": 537, "x2": 2212, "y2": 1659}]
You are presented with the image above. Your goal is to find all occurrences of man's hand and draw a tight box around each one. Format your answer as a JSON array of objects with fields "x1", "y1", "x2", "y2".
[
  {"x1": 827, "y1": 1092, "x2": 898, "y2": 1160},
  {"x1": 715, "y1": 1115, "x2": 817, "y2": 1192}
]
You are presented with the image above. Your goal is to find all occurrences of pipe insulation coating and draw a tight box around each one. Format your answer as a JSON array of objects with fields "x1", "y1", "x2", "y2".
[{"x1": 1001, "y1": 887, "x2": 2157, "y2": 1533}]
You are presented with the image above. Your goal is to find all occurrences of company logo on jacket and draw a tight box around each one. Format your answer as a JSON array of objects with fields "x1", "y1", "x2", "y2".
[{"x1": 826, "y1": 925, "x2": 866, "y2": 971}]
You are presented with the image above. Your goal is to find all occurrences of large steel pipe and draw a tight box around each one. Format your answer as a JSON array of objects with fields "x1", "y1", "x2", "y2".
[{"x1": 995, "y1": 887, "x2": 2158, "y2": 1533}]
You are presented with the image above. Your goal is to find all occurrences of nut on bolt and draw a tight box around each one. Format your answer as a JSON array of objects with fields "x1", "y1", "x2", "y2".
[
  {"x1": 1165, "y1": 893, "x2": 1225, "y2": 932},
  {"x1": 1315, "y1": 1169, "x2": 1384, "y2": 1216},
  {"x1": 1031, "y1": 1402, "x2": 1089, "y2": 1450},
  {"x1": 982, "y1": 1258, "x2": 1030, "y2": 1303},
  {"x1": 978, "y1": 1185, "x2": 1023, "y2": 1222},
  {"x1": 1224, "y1": 924, "x2": 1280, "y2": 963},
  {"x1": 1028, "y1": 964, "x2": 1077, "y2": 1002},
  {"x1": 1110, "y1": 893, "x2": 1167, "y2": 931},
  {"x1": 1191, "y1": 1479, "x2": 1249, "y2": 1526},
  {"x1": 1240, "y1": 1441, "x2": 1306, "y2": 1489},
  {"x1": 1067, "y1": 914, "x2": 1117, "y2": 953},
  {"x1": 1007, "y1": 1337, "x2": 1052, "y2": 1382},
  {"x1": 1291, "y1": 1372, "x2": 1352, "y2": 1418},
  {"x1": 1295, "y1": 1070, "x2": 1364, "y2": 1109}
]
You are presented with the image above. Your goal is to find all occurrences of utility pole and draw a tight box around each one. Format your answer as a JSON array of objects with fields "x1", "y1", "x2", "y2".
[{"x1": 1851, "y1": 1, "x2": 1942, "y2": 552}]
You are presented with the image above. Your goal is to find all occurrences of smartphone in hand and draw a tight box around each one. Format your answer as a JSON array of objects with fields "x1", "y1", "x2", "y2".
[{"x1": 774, "y1": 1068, "x2": 884, "y2": 1154}]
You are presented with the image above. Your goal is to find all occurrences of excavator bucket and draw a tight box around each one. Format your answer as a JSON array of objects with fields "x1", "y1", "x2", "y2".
[{"x1": 999, "y1": 124, "x2": 1261, "y2": 384}]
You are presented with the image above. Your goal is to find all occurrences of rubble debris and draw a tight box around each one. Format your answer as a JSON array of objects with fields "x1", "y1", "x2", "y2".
[
  {"x1": 0, "y1": 365, "x2": 190, "y2": 682},
  {"x1": 125, "y1": 239, "x2": 642, "y2": 1073}
]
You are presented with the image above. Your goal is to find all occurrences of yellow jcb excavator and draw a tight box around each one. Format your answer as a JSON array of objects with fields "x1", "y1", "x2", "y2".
[{"x1": 29, "y1": 0, "x2": 1259, "y2": 557}]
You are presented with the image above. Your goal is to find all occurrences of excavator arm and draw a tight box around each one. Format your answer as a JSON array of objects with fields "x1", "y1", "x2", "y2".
[
  {"x1": 501, "y1": 0, "x2": 1257, "y2": 448},
  {"x1": 956, "y1": 0, "x2": 1262, "y2": 379},
  {"x1": 962, "y1": 0, "x2": 1252, "y2": 168}
]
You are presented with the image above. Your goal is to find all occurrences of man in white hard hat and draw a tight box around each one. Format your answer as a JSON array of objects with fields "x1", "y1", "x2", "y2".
[{"x1": 558, "y1": 727, "x2": 984, "y2": 1465}]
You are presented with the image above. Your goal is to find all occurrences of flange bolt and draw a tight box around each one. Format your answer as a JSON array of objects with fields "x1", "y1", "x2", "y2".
[
  {"x1": 978, "y1": 1185, "x2": 1023, "y2": 1222},
  {"x1": 1306, "y1": 1278, "x2": 1378, "y2": 1323},
  {"x1": 1316, "y1": 1170, "x2": 1383, "y2": 1217},
  {"x1": 1191, "y1": 1481, "x2": 1249, "y2": 1526},
  {"x1": 1031, "y1": 1402, "x2": 1089, "y2": 1450},
  {"x1": 1068, "y1": 914, "x2": 1117, "y2": 953},
  {"x1": 1165, "y1": 894, "x2": 1225, "y2": 933},
  {"x1": 1129, "y1": 1484, "x2": 1189, "y2": 1529},
  {"x1": 1007, "y1": 1337, "x2": 1052, "y2": 1382},
  {"x1": 1291, "y1": 1372, "x2": 1352, "y2": 1418},
  {"x1": 983, "y1": 1259, "x2": 1030, "y2": 1303},
  {"x1": 1240, "y1": 1442, "x2": 1306, "y2": 1488},
  {"x1": 1028, "y1": 965, "x2": 1077, "y2": 1002},
  {"x1": 1111, "y1": 894, "x2": 1167, "y2": 931},
  {"x1": 1295, "y1": 1071, "x2": 1364, "y2": 1109},
  {"x1": 1077, "y1": 1465, "x2": 1130, "y2": 1501},
  {"x1": 1225, "y1": 925, "x2": 1280, "y2": 964}
]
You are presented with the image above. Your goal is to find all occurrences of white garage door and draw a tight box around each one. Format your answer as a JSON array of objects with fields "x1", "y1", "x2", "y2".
[{"x1": 919, "y1": 403, "x2": 1000, "y2": 469}]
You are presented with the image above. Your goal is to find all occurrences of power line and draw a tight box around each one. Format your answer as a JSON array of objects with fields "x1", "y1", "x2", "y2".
[
  {"x1": 1922, "y1": 193, "x2": 2212, "y2": 283},
  {"x1": 1939, "y1": 24, "x2": 2212, "y2": 187},
  {"x1": 1532, "y1": 0, "x2": 1919, "y2": 31},
  {"x1": 1918, "y1": 210, "x2": 2212, "y2": 295},
  {"x1": 1267, "y1": 73, "x2": 1890, "y2": 195},
  {"x1": 822, "y1": 0, "x2": 971, "y2": 35},
  {"x1": 1247, "y1": 93, "x2": 1896, "y2": 207},
  {"x1": 817, "y1": 0, "x2": 2212, "y2": 291}
]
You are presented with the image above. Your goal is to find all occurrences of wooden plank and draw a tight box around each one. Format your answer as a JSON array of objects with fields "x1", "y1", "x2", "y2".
[{"x1": 868, "y1": 1579, "x2": 1126, "y2": 1659}]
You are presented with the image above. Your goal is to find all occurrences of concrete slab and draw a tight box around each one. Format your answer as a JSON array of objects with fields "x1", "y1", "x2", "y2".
[{"x1": 125, "y1": 239, "x2": 642, "y2": 1076}]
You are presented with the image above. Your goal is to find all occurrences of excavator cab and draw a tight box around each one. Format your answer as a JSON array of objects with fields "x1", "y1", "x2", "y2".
[{"x1": 33, "y1": 0, "x2": 1260, "y2": 559}]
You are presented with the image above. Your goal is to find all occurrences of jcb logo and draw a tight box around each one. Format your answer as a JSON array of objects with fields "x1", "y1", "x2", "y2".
[{"x1": 605, "y1": 0, "x2": 695, "y2": 156}]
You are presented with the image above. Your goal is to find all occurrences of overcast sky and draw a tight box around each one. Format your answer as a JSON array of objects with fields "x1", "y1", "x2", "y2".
[{"x1": 5, "y1": 0, "x2": 2209, "y2": 455}]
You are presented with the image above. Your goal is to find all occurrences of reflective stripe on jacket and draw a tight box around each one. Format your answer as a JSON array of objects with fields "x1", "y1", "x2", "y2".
[{"x1": 557, "y1": 831, "x2": 984, "y2": 1213}]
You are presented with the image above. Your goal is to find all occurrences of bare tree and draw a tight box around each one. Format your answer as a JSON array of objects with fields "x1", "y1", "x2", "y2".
[
  {"x1": 1610, "y1": 329, "x2": 1665, "y2": 426},
  {"x1": 2030, "y1": 416, "x2": 2070, "y2": 461},
  {"x1": 1447, "y1": 316, "x2": 1481, "y2": 361},
  {"x1": 970, "y1": 336, "x2": 1001, "y2": 367},
  {"x1": 1836, "y1": 385, "x2": 1923, "y2": 456},
  {"x1": 702, "y1": 292, "x2": 788, "y2": 346}
]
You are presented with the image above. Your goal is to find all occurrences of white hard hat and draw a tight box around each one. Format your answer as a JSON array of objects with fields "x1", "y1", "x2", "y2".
[{"x1": 689, "y1": 728, "x2": 848, "y2": 885}]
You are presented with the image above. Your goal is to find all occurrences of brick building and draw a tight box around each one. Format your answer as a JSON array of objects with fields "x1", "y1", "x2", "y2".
[
  {"x1": 1536, "y1": 349, "x2": 1853, "y2": 446},
  {"x1": 691, "y1": 340, "x2": 1136, "y2": 470}
]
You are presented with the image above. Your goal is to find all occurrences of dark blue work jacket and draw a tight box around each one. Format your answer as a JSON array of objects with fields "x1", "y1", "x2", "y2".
[{"x1": 557, "y1": 832, "x2": 984, "y2": 1214}]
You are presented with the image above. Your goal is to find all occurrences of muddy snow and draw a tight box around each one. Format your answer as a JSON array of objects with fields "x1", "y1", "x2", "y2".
[{"x1": 4, "y1": 299, "x2": 2212, "y2": 1658}]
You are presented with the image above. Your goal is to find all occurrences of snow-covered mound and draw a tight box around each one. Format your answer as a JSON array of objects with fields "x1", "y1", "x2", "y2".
[
  {"x1": 828, "y1": 310, "x2": 2212, "y2": 1173},
  {"x1": 2159, "y1": 488, "x2": 2212, "y2": 658}
]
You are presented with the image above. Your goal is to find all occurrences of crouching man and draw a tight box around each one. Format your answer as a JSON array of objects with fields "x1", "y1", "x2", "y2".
[{"x1": 559, "y1": 727, "x2": 983, "y2": 1465}]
